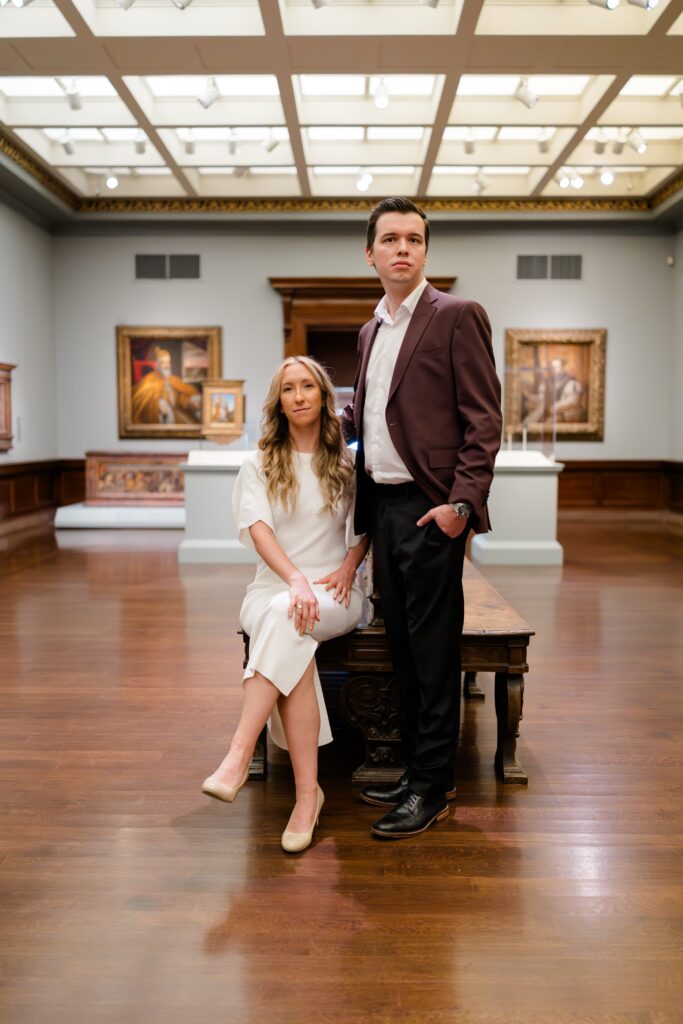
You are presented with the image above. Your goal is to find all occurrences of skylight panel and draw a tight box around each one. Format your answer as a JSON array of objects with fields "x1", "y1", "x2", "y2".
[
  {"x1": 0, "y1": 76, "x2": 116, "y2": 98},
  {"x1": 482, "y1": 166, "x2": 530, "y2": 175},
  {"x1": 620, "y1": 76, "x2": 677, "y2": 97},
  {"x1": 249, "y1": 166, "x2": 297, "y2": 175},
  {"x1": 368, "y1": 76, "x2": 436, "y2": 97},
  {"x1": 146, "y1": 76, "x2": 279, "y2": 99},
  {"x1": 307, "y1": 127, "x2": 365, "y2": 141},
  {"x1": 457, "y1": 76, "x2": 520, "y2": 97},
  {"x1": 528, "y1": 76, "x2": 589, "y2": 97},
  {"x1": 43, "y1": 127, "x2": 103, "y2": 142},
  {"x1": 443, "y1": 127, "x2": 497, "y2": 141},
  {"x1": 497, "y1": 127, "x2": 557, "y2": 141},
  {"x1": 299, "y1": 76, "x2": 366, "y2": 97},
  {"x1": 101, "y1": 128, "x2": 146, "y2": 142},
  {"x1": 311, "y1": 166, "x2": 362, "y2": 175},
  {"x1": 133, "y1": 168, "x2": 172, "y2": 176},
  {"x1": 639, "y1": 127, "x2": 683, "y2": 140},
  {"x1": 366, "y1": 127, "x2": 424, "y2": 141},
  {"x1": 433, "y1": 166, "x2": 478, "y2": 175},
  {"x1": 366, "y1": 166, "x2": 415, "y2": 175}
]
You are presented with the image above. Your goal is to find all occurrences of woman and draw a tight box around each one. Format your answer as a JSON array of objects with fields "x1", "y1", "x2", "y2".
[{"x1": 202, "y1": 356, "x2": 370, "y2": 853}]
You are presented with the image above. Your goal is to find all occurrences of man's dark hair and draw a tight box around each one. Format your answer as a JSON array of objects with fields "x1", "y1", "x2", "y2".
[{"x1": 366, "y1": 196, "x2": 430, "y2": 251}]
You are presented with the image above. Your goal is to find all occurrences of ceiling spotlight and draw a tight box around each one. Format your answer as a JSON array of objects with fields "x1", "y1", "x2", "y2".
[
  {"x1": 184, "y1": 130, "x2": 195, "y2": 156},
  {"x1": 570, "y1": 172, "x2": 584, "y2": 189},
  {"x1": 56, "y1": 77, "x2": 82, "y2": 112},
  {"x1": 198, "y1": 76, "x2": 219, "y2": 110},
  {"x1": 612, "y1": 131, "x2": 626, "y2": 155},
  {"x1": 233, "y1": 166, "x2": 250, "y2": 178},
  {"x1": 593, "y1": 130, "x2": 607, "y2": 155},
  {"x1": 134, "y1": 129, "x2": 146, "y2": 155},
  {"x1": 172, "y1": 0, "x2": 194, "y2": 7},
  {"x1": 463, "y1": 131, "x2": 475, "y2": 156},
  {"x1": 105, "y1": 172, "x2": 119, "y2": 190},
  {"x1": 311, "y1": 0, "x2": 327, "y2": 7},
  {"x1": 60, "y1": 131, "x2": 75, "y2": 156},
  {"x1": 422, "y1": 0, "x2": 440, "y2": 6},
  {"x1": 228, "y1": 130, "x2": 238, "y2": 157},
  {"x1": 600, "y1": 168, "x2": 615, "y2": 185},
  {"x1": 556, "y1": 170, "x2": 571, "y2": 189},
  {"x1": 114, "y1": 0, "x2": 135, "y2": 8},
  {"x1": 472, "y1": 169, "x2": 490, "y2": 195},
  {"x1": 627, "y1": 0, "x2": 659, "y2": 8},
  {"x1": 373, "y1": 78, "x2": 390, "y2": 111},
  {"x1": 514, "y1": 77, "x2": 538, "y2": 110},
  {"x1": 9, "y1": 0, "x2": 38, "y2": 6},
  {"x1": 356, "y1": 170, "x2": 374, "y2": 192},
  {"x1": 262, "y1": 130, "x2": 278, "y2": 154},
  {"x1": 538, "y1": 128, "x2": 552, "y2": 155},
  {"x1": 588, "y1": 0, "x2": 620, "y2": 9},
  {"x1": 626, "y1": 128, "x2": 647, "y2": 154}
]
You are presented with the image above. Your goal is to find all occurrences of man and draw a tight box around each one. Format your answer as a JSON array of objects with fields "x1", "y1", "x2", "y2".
[
  {"x1": 131, "y1": 346, "x2": 202, "y2": 425},
  {"x1": 342, "y1": 197, "x2": 502, "y2": 840}
]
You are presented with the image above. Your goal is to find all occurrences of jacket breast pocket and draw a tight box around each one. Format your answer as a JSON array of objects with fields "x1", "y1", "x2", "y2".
[{"x1": 428, "y1": 448, "x2": 458, "y2": 469}]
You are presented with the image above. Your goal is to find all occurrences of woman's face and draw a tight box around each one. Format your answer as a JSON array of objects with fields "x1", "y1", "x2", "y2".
[{"x1": 279, "y1": 362, "x2": 323, "y2": 431}]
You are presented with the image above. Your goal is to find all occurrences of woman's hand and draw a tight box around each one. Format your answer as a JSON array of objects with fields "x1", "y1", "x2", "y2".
[
  {"x1": 314, "y1": 564, "x2": 356, "y2": 608},
  {"x1": 288, "y1": 574, "x2": 320, "y2": 635}
]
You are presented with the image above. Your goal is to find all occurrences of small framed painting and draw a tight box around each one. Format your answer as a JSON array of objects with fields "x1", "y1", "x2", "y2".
[{"x1": 201, "y1": 380, "x2": 246, "y2": 442}]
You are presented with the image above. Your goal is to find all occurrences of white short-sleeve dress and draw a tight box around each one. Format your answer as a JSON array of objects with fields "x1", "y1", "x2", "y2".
[{"x1": 232, "y1": 450, "x2": 365, "y2": 750}]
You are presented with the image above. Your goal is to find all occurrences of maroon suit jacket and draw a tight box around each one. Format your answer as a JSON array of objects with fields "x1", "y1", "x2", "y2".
[{"x1": 342, "y1": 282, "x2": 502, "y2": 536}]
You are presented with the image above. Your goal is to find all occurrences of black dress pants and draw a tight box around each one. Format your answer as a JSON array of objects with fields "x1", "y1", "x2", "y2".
[{"x1": 371, "y1": 481, "x2": 469, "y2": 798}]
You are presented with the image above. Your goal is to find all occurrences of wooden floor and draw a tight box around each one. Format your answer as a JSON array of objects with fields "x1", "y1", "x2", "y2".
[{"x1": 1, "y1": 517, "x2": 682, "y2": 1024}]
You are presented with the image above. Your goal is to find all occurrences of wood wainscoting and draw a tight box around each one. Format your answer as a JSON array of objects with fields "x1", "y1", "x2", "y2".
[
  {"x1": 559, "y1": 460, "x2": 683, "y2": 511},
  {"x1": 0, "y1": 459, "x2": 85, "y2": 535}
]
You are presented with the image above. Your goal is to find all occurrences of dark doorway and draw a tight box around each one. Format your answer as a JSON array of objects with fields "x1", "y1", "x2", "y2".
[{"x1": 306, "y1": 328, "x2": 359, "y2": 388}]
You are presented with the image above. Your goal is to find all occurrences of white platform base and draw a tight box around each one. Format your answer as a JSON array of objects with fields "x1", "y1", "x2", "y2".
[
  {"x1": 177, "y1": 539, "x2": 255, "y2": 564},
  {"x1": 471, "y1": 537, "x2": 564, "y2": 566},
  {"x1": 55, "y1": 503, "x2": 185, "y2": 530}
]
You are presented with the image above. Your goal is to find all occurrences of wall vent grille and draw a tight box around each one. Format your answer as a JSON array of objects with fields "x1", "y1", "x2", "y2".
[
  {"x1": 517, "y1": 255, "x2": 548, "y2": 279},
  {"x1": 135, "y1": 254, "x2": 166, "y2": 279},
  {"x1": 551, "y1": 255, "x2": 582, "y2": 280},
  {"x1": 170, "y1": 254, "x2": 200, "y2": 279}
]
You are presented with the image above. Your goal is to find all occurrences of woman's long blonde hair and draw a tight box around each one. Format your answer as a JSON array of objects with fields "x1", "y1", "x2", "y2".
[{"x1": 259, "y1": 356, "x2": 354, "y2": 514}]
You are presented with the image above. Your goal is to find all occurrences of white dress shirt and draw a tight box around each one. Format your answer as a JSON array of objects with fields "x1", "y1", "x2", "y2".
[{"x1": 363, "y1": 277, "x2": 428, "y2": 484}]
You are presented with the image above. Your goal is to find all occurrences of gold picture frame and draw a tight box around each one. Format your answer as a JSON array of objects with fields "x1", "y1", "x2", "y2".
[
  {"x1": 117, "y1": 326, "x2": 222, "y2": 439},
  {"x1": 504, "y1": 328, "x2": 607, "y2": 442},
  {"x1": 201, "y1": 379, "x2": 245, "y2": 442}
]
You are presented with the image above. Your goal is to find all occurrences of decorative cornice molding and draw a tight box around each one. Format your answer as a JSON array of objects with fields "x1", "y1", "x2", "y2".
[
  {"x1": 0, "y1": 132, "x2": 77, "y2": 211},
  {"x1": 1, "y1": 130, "x2": 681, "y2": 218}
]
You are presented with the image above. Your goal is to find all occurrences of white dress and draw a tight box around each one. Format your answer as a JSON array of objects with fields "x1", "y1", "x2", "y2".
[{"x1": 232, "y1": 450, "x2": 365, "y2": 750}]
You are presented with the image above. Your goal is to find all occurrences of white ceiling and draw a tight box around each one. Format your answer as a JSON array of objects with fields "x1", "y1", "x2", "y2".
[{"x1": 0, "y1": 0, "x2": 682, "y2": 208}]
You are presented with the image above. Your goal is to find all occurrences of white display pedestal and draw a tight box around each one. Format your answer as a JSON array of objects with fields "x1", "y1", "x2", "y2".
[
  {"x1": 177, "y1": 449, "x2": 255, "y2": 564},
  {"x1": 55, "y1": 503, "x2": 185, "y2": 529},
  {"x1": 470, "y1": 450, "x2": 564, "y2": 566}
]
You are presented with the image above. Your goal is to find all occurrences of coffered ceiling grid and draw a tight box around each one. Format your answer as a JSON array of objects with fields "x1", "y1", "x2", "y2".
[{"x1": 0, "y1": 0, "x2": 682, "y2": 211}]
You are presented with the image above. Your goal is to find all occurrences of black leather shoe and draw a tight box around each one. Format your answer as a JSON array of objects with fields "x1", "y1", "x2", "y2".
[
  {"x1": 371, "y1": 790, "x2": 449, "y2": 839},
  {"x1": 361, "y1": 774, "x2": 456, "y2": 807}
]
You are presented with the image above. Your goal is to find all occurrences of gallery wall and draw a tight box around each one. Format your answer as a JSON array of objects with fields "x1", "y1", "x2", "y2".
[
  {"x1": 0, "y1": 203, "x2": 57, "y2": 463},
  {"x1": 52, "y1": 222, "x2": 678, "y2": 462}
]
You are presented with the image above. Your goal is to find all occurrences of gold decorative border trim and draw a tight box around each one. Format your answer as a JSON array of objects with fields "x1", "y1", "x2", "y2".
[
  {"x1": 0, "y1": 132, "x2": 77, "y2": 210},
  {"x1": 1, "y1": 128, "x2": 681, "y2": 216}
]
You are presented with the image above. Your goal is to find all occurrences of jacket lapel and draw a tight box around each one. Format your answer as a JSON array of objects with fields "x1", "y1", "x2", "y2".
[
  {"x1": 355, "y1": 318, "x2": 381, "y2": 435},
  {"x1": 387, "y1": 284, "x2": 438, "y2": 403}
]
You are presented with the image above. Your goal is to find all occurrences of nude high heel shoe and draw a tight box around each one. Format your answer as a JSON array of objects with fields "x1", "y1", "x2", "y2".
[
  {"x1": 281, "y1": 785, "x2": 325, "y2": 853},
  {"x1": 201, "y1": 764, "x2": 250, "y2": 804}
]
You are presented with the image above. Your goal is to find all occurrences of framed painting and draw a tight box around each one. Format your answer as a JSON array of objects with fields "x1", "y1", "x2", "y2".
[
  {"x1": 201, "y1": 379, "x2": 245, "y2": 442},
  {"x1": 0, "y1": 363, "x2": 16, "y2": 453},
  {"x1": 117, "y1": 326, "x2": 222, "y2": 439},
  {"x1": 504, "y1": 328, "x2": 607, "y2": 442},
  {"x1": 85, "y1": 451, "x2": 186, "y2": 506}
]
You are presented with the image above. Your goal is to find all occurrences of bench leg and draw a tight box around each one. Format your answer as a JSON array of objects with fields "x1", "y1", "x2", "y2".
[
  {"x1": 494, "y1": 672, "x2": 528, "y2": 785},
  {"x1": 463, "y1": 671, "x2": 486, "y2": 700},
  {"x1": 340, "y1": 672, "x2": 407, "y2": 786},
  {"x1": 248, "y1": 726, "x2": 267, "y2": 781}
]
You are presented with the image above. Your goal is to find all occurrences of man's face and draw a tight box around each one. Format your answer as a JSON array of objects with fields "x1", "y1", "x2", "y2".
[
  {"x1": 550, "y1": 358, "x2": 564, "y2": 375},
  {"x1": 158, "y1": 355, "x2": 172, "y2": 378},
  {"x1": 366, "y1": 212, "x2": 427, "y2": 291}
]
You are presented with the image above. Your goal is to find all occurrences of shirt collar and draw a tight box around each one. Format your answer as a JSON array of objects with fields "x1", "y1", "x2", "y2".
[{"x1": 374, "y1": 277, "x2": 429, "y2": 326}]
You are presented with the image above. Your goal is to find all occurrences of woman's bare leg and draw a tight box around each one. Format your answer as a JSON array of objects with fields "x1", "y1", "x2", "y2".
[
  {"x1": 208, "y1": 671, "x2": 279, "y2": 787},
  {"x1": 278, "y1": 657, "x2": 321, "y2": 832}
]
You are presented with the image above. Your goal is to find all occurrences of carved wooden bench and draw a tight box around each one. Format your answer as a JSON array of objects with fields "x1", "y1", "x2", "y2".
[{"x1": 243, "y1": 559, "x2": 534, "y2": 786}]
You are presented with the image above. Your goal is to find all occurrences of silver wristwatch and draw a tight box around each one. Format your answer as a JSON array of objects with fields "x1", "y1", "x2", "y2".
[{"x1": 449, "y1": 501, "x2": 472, "y2": 518}]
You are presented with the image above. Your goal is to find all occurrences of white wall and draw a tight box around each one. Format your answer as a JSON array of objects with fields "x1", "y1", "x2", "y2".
[
  {"x1": 50, "y1": 225, "x2": 677, "y2": 460},
  {"x1": 671, "y1": 230, "x2": 683, "y2": 461},
  {"x1": 0, "y1": 203, "x2": 56, "y2": 462}
]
